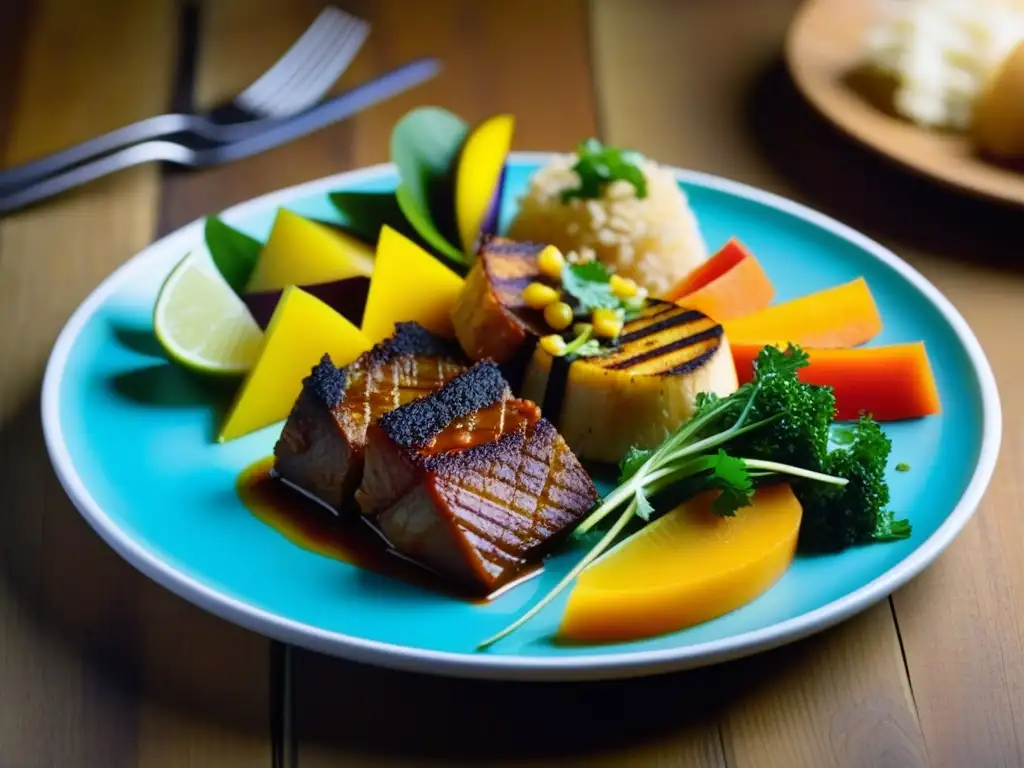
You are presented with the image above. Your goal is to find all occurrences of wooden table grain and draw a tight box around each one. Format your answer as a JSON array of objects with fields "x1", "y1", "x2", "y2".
[{"x1": 0, "y1": 1, "x2": 1020, "y2": 766}]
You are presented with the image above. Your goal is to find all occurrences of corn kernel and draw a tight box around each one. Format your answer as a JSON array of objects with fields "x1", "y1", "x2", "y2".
[
  {"x1": 540, "y1": 334, "x2": 567, "y2": 357},
  {"x1": 522, "y1": 281, "x2": 559, "y2": 310},
  {"x1": 592, "y1": 307, "x2": 624, "y2": 339},
  {"x1": 537, "y1": 245, "x2": 566, "y2": 279},
  {"x1": 609, "y1": 274, "x2": 639, "y2": 298},
  {"x1": 543, "y1": 301, "x2": 573, "y2": 331}
]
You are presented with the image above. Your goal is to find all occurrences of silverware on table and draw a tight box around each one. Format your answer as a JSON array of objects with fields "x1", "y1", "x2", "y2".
[
  {"x1": 0, "y1": 5, "x2": 370, "y2": 191},
  {"x1": 0, "y1": 58, "x2": 442, "y2": 215}
]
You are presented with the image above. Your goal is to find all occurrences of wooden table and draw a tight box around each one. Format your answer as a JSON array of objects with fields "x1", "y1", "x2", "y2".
[{"x1": 1, "y1": 1, "x2": 1021, "y2": 765}]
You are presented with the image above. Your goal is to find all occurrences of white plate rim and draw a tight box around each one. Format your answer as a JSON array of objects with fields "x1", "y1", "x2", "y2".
[{"x1": 40, "y1": 152, "x2": 1003, "y2": 682}]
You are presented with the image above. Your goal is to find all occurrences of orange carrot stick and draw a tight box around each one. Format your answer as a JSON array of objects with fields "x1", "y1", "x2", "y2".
[
  {"x1": 730, "y1": 341, "x2": 941, "y2": 421},
  {"x1": 722, "y1": 277, "x2": 883, "y2": 348},
  {"x1": 662, "y1": 237, "x2": 774, "y2": 322}
]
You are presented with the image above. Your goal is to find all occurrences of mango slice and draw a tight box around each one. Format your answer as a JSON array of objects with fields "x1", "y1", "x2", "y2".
[
  {"x1": 245, "y1": 209, "x2": 374, "y2": 294},
  {"x1": 218, "y1": 286, "x2": 372, "y2": 442},
  {"x1": 360, "y1": 225, "x2": 465, "y2": 344},
  {"x1": 558, "y1": 484, "x2": 802, "y2": 643},
  {"x1": 455, "y1": 114, "x2": 514, "y2": 254}
]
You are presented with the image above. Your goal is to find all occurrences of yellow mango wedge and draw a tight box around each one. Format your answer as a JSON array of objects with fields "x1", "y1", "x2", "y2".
[
  {"x1": 361, "y1": 225, "x2": 464, "y2": 344},
  {"x1": 558, "y1": 484, "x2": 802, "y2": 643},
  {"x1": 455, "y1": 114, "x2": 514, "y2": 255},
  {"x1": 245, "y1": 209, "x2": 374, "y2": 293},
  {"x1": 218, "y1": 286, "x2": 372, "y2": 442}
]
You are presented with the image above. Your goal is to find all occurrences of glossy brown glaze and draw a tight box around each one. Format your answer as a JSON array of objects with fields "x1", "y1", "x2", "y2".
[{"x1": 422, "y1": 399, "x2": 540, "y2": 455}]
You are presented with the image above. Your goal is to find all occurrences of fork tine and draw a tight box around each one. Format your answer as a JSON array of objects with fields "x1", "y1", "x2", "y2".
[
  {"x1": 235, "y1": 6, "x2": 355, "y2": 113},
  {"x1": 236, "y1": 15, "x2": 346, "y2": 115},
  {"x1": 257, "y1": 19, "x2": 370, "y2": 117}
]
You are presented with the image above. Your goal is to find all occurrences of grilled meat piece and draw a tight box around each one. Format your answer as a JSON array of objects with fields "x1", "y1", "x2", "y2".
[
  {"x1": 450, "y1": 237, "x2": 550, "y2": 364},
  {"x1": 273, "y1": 322, "x2": 468, "y2": 512},
  {"x1": 357, "y1": 361, "x2": 599, "y2": 595},
  {"x1": 521, "y1": 300, "x2": 739, "y2": 463}
]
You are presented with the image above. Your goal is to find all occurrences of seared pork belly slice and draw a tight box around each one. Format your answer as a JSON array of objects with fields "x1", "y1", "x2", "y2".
[
  {"x1": 357, "y1": 361, "x2": 598, "y2": 594},
  {"x1": 521, "y1": 300, "x2": 739, "y2": 463},
  {"x1": 450, "y1": 237, "x2": 550, "y2": 364},
  {"x1": 273, "y1": 322, "x2": 467, "y2": 512}
]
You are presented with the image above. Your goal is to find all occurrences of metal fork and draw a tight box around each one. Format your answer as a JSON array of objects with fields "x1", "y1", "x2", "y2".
[
  {"x1": 0, "y1": 5, "x2": 370, "y2": 190},
  {"x1": 0, "y1": 58, "x2": 441, "y2": 215}
]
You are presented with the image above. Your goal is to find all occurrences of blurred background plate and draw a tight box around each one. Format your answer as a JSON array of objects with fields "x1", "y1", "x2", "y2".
[{"x1": 786, "y1": 0, "x2": 1024, "y2": 206}]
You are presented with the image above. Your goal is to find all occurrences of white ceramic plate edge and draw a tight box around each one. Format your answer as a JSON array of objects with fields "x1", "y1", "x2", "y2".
[{"x1": 40, "y1": 153, "x2": 1003, "y2": 681}]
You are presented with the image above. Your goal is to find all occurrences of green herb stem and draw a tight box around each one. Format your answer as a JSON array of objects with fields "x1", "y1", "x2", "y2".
[
  {"x1": 572, "y1": 472, "x2": 649, "y2": 537},
  {"x1": 477, "y1": 498, "x2": 639, "y2": 651},
  {"x1": 564, "y1": 326, "x2": 594, "y2": 356},
  {"x1": 739, "y1": 458, "x2": 849, "y2": 486}
]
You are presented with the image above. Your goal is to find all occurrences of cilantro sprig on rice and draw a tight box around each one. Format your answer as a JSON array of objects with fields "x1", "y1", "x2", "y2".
[{"x1": 561, "y1": 138, "x2": 648, "y2": 202}]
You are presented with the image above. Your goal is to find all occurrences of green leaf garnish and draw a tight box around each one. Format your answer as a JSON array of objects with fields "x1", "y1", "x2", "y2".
[
  {"x1": 896, "y1": 462, "x2": 910, "y2": 472},
  {"x1": 477, "y1": 343, "x2": 910, "y2": 651},
  {"x1": 204, "y1": 216, "x2": 262, "y2": 294},
  {"x1": 700, "y1": 450, "x2": 755, "y2": 518},
  {"x1": 389, "y1": 107, "x2": 470, "y2": 268},
  {"x1": 328, "y1": 190, "x2": 417, "y2": 246},
  {"x1": 560, "y1": 261, "x2": 620, "y2": 313},
  {"x1": 561, "y1": 138, "x2": 648, "y2": 202},
  {"x1": 618, "y1": 446, "x2": 652, "y2": 483}
]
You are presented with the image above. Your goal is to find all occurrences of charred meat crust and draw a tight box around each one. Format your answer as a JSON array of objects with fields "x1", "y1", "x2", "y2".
[
  {"x1": 361, "y1": 321, "x2": 466, "y2": 367},
  {"x1": 305, "y1": 354, "x2": 346, "y2": 408},
  {"x1": 301, "y1": 322, "x2": 463, "y2": 410},
  {"x1": 377, "y1": 361, "x2": 510, "y2": 448}
]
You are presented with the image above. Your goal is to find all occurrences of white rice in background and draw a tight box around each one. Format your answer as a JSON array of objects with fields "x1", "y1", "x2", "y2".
[{"x1": 507, "y1": 153, "x2": 708, "y2": 296}]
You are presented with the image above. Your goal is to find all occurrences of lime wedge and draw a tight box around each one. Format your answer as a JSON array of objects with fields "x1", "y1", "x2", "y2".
[{"x1": 153, "y1": 249, "x2": 263, "y2": 376}]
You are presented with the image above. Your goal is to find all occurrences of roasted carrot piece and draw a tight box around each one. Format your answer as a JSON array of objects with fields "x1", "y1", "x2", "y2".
[
  {"x1": 662, "y1": 237, "x2": 774, "y2": 322},
  {"x1": 722, "y1": 277, "x2": 882, "y2": 348},
  {"x1": 730, "y1": 341, "x2": 941, "y2": 421}
]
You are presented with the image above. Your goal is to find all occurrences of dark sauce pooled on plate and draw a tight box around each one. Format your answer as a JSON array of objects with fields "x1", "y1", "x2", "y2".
[{"x1": 235, "y1": 457, "x2": 541, "y2": 603}]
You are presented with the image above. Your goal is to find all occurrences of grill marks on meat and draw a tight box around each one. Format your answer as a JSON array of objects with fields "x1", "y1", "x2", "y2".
[
  {"x1": 273, "y1": 323, "x2": 467, "y2": 512},
  {"x1": 357, "y1": 362, "x2": 598, "y2": 594}
]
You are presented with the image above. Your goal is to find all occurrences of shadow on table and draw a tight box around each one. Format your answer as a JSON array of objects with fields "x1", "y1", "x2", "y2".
[
  {"x1": 743, "y1": 57, "x2": 1024, "y2": 275},
  {"x1": 291, "y1": 630, "x2": 835, "y2": 762},
  {"x1": 0, "y1": 396, "x2": 270, "y2": 748}
]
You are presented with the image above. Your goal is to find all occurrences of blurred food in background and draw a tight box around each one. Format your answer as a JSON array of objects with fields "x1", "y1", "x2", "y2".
[{"x1": 862, "y1": 0, "x2": 1024, "y2": 159}]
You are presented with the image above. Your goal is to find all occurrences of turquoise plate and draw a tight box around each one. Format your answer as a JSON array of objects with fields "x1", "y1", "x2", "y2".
[{"x1": 41, "y1": 154, "x2": 1001, "y2": 681}]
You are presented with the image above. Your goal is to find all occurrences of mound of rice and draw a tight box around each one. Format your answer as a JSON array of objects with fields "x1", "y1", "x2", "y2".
[{"x1": 507, "y1": 153, "x2": 708, "y2": 296}]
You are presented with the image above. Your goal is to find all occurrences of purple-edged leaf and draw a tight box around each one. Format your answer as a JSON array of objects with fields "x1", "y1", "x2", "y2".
[
  {"x1": 243, "y1": 276, "x2": 371, "y2": 331},
  {"x1": 480, "y1": 163, "x2": 507, "y2": 239}
]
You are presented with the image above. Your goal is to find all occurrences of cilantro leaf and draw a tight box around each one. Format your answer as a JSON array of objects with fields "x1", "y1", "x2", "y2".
[
  {"x1": 562, "y1": 138, "x2": 648, "y2": 202},
  {"x1": 561, "y1": 261, "x2": 620, "y2": 313},
  {"x1": 700, "y1": 450, "x2": 755, "y2": 517},
  {"x1": 618, "y1": 445, "x2": 653, "y2": 483},
  {"x1": 633, "y1": 488, "x2": 655, "y2": 521}
]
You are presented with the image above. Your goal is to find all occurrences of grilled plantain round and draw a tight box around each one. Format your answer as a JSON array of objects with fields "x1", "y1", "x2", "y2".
[{"x1": 521, "y1": 300, "x2": 739, "y2": 463}]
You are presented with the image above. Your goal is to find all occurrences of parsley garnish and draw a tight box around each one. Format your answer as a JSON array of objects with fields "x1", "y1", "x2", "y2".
[
  {"x1": 896, "y1": 462, "x2": 910, "y2": 472},
  {"x1": 561, "y1": 138, "x2": 648, "y2": 202}
]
